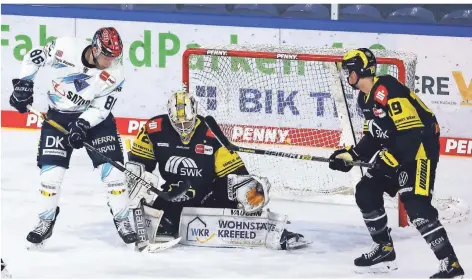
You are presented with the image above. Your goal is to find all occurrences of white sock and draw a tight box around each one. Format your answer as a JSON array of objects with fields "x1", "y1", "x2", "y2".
[
  {"x1": 38, "y1": 165, "x2": 66, "y2": 221},
  {"x1": 100, "y1": 163, "x2": 130, "y2": 221}
]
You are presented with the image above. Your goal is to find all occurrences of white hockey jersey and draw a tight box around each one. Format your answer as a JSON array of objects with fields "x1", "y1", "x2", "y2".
[{"x1": 18, "y1": 36, "x2": 125, "y2": 127}]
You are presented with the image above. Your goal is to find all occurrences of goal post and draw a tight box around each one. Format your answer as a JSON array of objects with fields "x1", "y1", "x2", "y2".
[{"x1": 182, "y1": 45, "x2": 415, "y2": 227}]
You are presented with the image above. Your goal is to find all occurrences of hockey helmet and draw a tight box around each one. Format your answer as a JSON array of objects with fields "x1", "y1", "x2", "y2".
[
  {"x1": 167, "y1": 91, "x2": 198, "y2": 143},
  {"x1": 341, "y1": 48, "x2": 377, "y2": 86},
  {"x1": 91, "y1": 27, "x2": 123, "y2": 69}
]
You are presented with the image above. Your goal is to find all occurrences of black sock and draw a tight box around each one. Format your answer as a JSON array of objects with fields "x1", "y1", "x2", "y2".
[
  {"x1": 362, "y1": 208, "x2": 391, "y2": 244},
  {"x1": 411, "y1": 218, "x2": 456, "y2": 260}
]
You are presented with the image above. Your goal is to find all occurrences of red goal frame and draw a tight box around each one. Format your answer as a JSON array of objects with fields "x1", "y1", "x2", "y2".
[{"x1": 182, "y1": 48, "x2": 409, "y2": 227}]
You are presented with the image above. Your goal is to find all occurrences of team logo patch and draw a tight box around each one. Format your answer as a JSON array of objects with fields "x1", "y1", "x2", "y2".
[
  {"x1": 73, "y1": 79, "x2": 90, "y2": 92},
  {"x1": 106, "y1": 75, "x2": 116, "y2": 86},
  {"x1": 398, "y1": 171, "x2": 409, "y2": 187},
  {"x1": 195, "y1": 144, "x2": 213, "y2": 155},
  {"x1": 146, "y1": 118, "x2": 162, "y2": 133},
  {"x1": 373, "y1": 107, "x2": 386, "y2": 118},
  {"x1": 55, "y1": 50, "x2": 63, "y2": 57},
  {"x1": 99, "y1": 71, "x2": 116, "y2": 86},
  {"x1": 100, "y1": 71, "x2": 110, "y2": 81},
  {"x1": 374, "y1": 85, "x2": 388, "y2": 106}
]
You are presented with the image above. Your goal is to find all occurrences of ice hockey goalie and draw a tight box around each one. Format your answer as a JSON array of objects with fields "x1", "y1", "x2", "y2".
[{"x1": 126, "y1": 91, "x2": 309, "y2": 250}]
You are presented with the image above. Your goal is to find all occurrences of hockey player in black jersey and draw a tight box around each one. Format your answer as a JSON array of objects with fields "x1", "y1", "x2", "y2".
[
  {"x1": 329, "y1": 48, "x2": 464, "y2": 278},
  {"x1": 125, "y1": 91, "x2": 306, "y2": 250}
]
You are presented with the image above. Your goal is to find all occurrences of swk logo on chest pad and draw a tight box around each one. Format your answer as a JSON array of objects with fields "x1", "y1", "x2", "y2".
[{"x1": 164, "y1": 156, "x2": 203, "y2": 177}]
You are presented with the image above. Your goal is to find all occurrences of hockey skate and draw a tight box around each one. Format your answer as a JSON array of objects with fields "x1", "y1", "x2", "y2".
[
  {"x1": 354, "y1": 241, "x2": 397, "y2": 274},
  {"x1": 430, "y1": 255, "x2": 464, "y2": 279},
  {"x1": 26, "y1": 207, "x2": 60, "y2": 249},
  {"x1": 280, "y1": 229, "x2": 311, "y2": 250},
  {"x1": 113, "y1": 216, "x2": 137, "y2": 244}
]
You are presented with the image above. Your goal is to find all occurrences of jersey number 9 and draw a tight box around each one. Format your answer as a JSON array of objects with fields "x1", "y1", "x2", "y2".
[{"x1": 388, "y1": 101, "x2": 403, "y2": 116}]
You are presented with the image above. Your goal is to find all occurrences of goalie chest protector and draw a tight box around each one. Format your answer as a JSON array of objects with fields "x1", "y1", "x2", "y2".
[{"x1": 141, "y1": 115, "x2": 224, "y2": 202}]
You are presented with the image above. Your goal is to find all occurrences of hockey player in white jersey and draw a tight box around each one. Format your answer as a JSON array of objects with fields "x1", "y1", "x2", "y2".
[{"x1": 9, "y1": 27, "x2": 136, "y2": 246}]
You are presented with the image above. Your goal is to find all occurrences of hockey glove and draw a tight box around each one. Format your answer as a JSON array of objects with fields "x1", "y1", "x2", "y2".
[
  {"x1": 10, "y1": 78, "x2": 34, "y2": 113},
  {"x1": 227, "y1": 174, "x2": 271, "y2": 213},
  {"x1": 160, "y1": 181, "x2": 194, "y2": 202},
  {"x1": 67, "y1": 118, "x2": 90, "y2": 149},
  {"x1": 328, "y1": 146, "x2": 359, "y2": 172}
]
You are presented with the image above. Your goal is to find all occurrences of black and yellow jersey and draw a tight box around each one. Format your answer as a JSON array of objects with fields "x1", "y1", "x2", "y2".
[
  {"x1": 128, "y1": 114, "x2": 248, "y2": 204},
  {"x1": 355, "y1": 75, "x2": 440, "y2": 163}
]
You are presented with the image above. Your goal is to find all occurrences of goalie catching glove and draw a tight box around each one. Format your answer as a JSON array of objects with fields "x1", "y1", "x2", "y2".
[
  {"x1": 125, "y1": 161, "x2": 159, "y2": 208},
  {"x1": 227, "y1": 174, "x2": 271, "y2": 213}
]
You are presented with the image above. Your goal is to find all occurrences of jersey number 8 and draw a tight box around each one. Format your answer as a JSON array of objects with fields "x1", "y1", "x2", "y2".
[
  {"x1": 104, "y1": 96, "x2": 117, "y2": 110},
  {"x1": 30, "y1": 49, "x2": 45, "y2": 65}
]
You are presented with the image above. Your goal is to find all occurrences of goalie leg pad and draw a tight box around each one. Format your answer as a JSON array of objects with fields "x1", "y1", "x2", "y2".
[
  {"x1": 38, "y1": 165, "x2": 65, "y2": 220},
  {"x1": 264, "y1": 211, "x2": 288, "y2": 250},
  {"x1": 143, "y1": 204, "x2": 164, "y2": 244},
  {"x1": 179, "y1": 207, "x2": 308, "y2": 250},
  {"x1": 100, "y1": 163, "x2": 129, "y2": 220}
]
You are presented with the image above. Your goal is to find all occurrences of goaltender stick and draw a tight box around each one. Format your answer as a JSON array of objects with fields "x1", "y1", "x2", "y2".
[{"x1": 126, "y1": 91, "x2": 308, "y2": 250}]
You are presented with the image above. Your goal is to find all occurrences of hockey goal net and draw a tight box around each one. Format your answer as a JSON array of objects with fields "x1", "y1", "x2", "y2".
[{"x1": 182, "y1": 45, "x2": 469, "y2": 227}]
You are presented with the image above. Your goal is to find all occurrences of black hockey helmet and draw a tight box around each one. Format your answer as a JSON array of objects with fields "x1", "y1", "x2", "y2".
[{"x1": 341, "y1": 48, "x2": 377, "y2": 86}]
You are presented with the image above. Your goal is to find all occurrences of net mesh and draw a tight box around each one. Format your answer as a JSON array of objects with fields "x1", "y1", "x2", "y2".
[{"x1": 185, "y1": 45, "x2": 416, "y2": 201}]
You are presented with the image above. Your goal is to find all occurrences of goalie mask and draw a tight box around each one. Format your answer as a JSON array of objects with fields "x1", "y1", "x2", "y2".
[
  {"x1": 341, "y1": 48, "x2": 376, "y2": 88},
  {"x1": 167, "y1": 91, "x2": 198, "y2": 143}
]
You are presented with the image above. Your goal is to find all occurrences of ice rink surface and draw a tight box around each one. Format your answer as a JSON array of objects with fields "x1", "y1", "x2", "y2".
[{"x1": 1, "y1": 130, "x2": 471, "y2": 278}]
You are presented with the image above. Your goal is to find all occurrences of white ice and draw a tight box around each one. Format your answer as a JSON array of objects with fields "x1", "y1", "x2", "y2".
[{"x1": 2, "y1": 130, "x2": 471, "y2": 278}]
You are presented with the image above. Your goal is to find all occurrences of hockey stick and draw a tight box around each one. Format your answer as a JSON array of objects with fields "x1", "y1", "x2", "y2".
[
  {"x1": 204, "y1": 115, "x2": 376, "y2": 169},
  {"x1": 26, "y1": 105, "x2": 190, "y2": 201}
]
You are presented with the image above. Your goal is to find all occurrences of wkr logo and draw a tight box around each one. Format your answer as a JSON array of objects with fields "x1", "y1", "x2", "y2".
[
  {"x1": 164, "y1": 156, "x2": 203, "y2": 177},
  {"x1": 186, "y1": 217, "x2": 216, "y2": 243}
]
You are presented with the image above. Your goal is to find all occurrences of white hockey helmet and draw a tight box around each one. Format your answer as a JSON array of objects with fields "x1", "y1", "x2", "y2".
[{"x1": 167, "y1": 91, "x2": 198, "y2": 142}]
